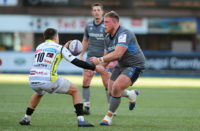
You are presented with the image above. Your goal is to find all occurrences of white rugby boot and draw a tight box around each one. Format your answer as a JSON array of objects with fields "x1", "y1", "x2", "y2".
[{"x1": 128, "y1": 90, "x2": 139, "y2": 110}]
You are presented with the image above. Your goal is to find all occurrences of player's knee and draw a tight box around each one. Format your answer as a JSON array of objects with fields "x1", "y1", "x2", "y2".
[
  {"x1": 67, "y1": 84, "x2": 79, "y2": 95},
  {"x1": 84, "y1": 70, "x2": 94, "y2": 77},
  {"x1": 83, "y1": 78, "x2": 91, "y2": 86},
  {"x1": 104, "y1": 70, "x2": 110, "y2": 76},
  {"x1": 72, "y1": 89, "x2": 79, "y2": 97},
  {"x1": 111, "y1": 85, "x2": 121, "y2": 97},
  {"x1": 73, "y1": 87, "x2": 79, "y2": 95},
  {"x1": 83, "y1": 71, "x2": 94, "y2": 85}
]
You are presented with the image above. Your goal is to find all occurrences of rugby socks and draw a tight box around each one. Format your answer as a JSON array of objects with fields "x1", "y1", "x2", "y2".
[
  {"x1": 74, "y1": 103, "x2": 85, "y2": 121},
  {"x1": 103, "y1": 111, "x2": 113, "y2": 124},
  {"x1": 77, "y1": 116, "x2": 84, "y2": 121},
  {"x1": 109, "y1": 96, "x2": 121, "y2": 113},
  {"x1": 105, "y1": 89, "x2": 111, "y2": 103},
  {"x1": 103, "y1": 97, "x2": 121, "y2": 124},
  {"x1": 23, "y1": 107, "x2": 35, "y2": 121},
  {"x1": 82, "y1": 86, "x2": 90, "y2": 110},
  {"x1": 74, "y1": 103, "x2": 84, "y2": 116},
  {"x1": 121, "y1": 90, "x2": 128, "y2": 97},
  {"x1": 26, "y1": 107, "x2": 35, "y2": 116}
]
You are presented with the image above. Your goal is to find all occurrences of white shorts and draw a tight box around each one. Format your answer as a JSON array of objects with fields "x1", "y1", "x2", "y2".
[{"x1": 29, "y1": 77, "x2": 71, "y2": 95}]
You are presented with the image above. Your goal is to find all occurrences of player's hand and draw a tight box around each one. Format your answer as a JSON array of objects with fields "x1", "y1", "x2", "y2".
[
  {"x1": 80, "y1": 55, "x2": 84, "y2": 61},
  {"x1": 64, "y1": 40, "x2": 72, "y2": 49},
  {"x1": 95, "y1": 65, "x2": 105, "y2": 74},
  {"x1": 106, "y1": 61, "x2": 118, "y2": 69},
  {"x1": 90, "y1": 57, "x2": 99, "y2": 65}
]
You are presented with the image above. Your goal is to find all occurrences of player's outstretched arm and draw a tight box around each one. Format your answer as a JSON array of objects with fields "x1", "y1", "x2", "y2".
[
  {"x1": 61, "y1": 45, "x2": 95, "y2": 71},
  {"x1": 71, "y1": 58, "x2": 95, "y2": 71}
]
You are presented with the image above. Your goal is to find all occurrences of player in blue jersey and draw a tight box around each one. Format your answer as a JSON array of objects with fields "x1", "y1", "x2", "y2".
[
  {"x1": 80, "y1": 3, "x2": 112, "y2": 114},
  {"x1": 90, "y1": 11, "x2": 146, "y2": 125}
]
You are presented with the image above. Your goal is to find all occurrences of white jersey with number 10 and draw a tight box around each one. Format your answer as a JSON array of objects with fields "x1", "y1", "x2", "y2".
[{"x1": 29, "y1": 40, "x2": 76, "y2": 82}]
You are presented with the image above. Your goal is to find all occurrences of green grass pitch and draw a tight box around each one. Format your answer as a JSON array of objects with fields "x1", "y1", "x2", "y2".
[{"x1": 0, "y1": 74, "x2": 200, "y2": 131}]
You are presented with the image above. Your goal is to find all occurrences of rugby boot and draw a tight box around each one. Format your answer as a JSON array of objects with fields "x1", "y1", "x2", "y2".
[
  {"x1": 128, "y1": 90, "x2": 139, "y2": 110},
  {"x1": 78, "y1": 120, "x2": 94, "y2": 127},
  {"x1": 19, "y1": 117, "x2": 31, "y2": 125}
]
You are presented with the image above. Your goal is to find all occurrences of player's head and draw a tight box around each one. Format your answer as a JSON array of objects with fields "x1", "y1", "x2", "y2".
[
  {"x1": 91, "y1": 2, "x2": 104, "y2": 20},
  {"x1": 43, "y1": 28, "x2": 59, "y2": 43},
  {"x1": 104, "y1": 11, "x2": 120, "y2": 34}
]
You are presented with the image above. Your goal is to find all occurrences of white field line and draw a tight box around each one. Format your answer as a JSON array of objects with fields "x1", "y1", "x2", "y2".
[{"x1": 0, "y1": 74, "x2": 199, "y2": 88}]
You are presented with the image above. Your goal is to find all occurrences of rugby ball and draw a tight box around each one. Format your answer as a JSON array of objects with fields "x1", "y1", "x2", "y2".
[{"x1": 68, "y1": 40, "x2": 82, "y2": 56}]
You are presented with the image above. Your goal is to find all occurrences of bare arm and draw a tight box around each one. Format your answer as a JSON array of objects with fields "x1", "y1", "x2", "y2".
[
  {"x1": 80, "y1": 38, "x2": 89, "y2": 60},
  {"x1": 100, "y1": 52, "x2": 118, "y2": 68},
  {"x1": 90, "y1": 45, "x2": 127, "y2": 65},
  {"x1": 103, "y1": 45, "x2": 127, "y2": 62}
]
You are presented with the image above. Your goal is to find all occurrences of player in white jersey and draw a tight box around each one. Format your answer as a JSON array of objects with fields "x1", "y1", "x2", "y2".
[{"x1": 19, "y1": 28, "x2": 102, "y2": 127}]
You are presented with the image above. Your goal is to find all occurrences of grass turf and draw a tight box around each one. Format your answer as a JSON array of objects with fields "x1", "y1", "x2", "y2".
[{"x1": 0, "y1": 75, "x2": 200, "y2": 131}]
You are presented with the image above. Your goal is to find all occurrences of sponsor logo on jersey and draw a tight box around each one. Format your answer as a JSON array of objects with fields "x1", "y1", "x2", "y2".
[
  {"x1": 35, "y1": 49, "x2": 42, "y2": 53},
  {"x1": 30, "y1": 70, "x2": 48, "y2": 75},
  {"x1": 89, "y1": 33, "x2": 104, "y2": 38},
  {"x1": 129, "y1": 71, "x2": 133, "y2": 76},
  {"x1": 88, "y1": 33, "x2": 104, "y2": 40},
  {"x1": 108, "y1": 46, "x2": 115, "y2": 52},
  {"x1": 34, "y1": 63, "x2": 47, "y2": 67},
  {"x1": 47, "y1": 53, "x2": 54, "y2": 58},
  {"x1": 118, "y1": 33, "x2": 127, "y2": 43},
  {"x1": 99, "y1": 27, "x2": 104, "y2": 33},
  {"x1": 29, "y1": 76, "x2": 50, "y2": 81},
  {"x1": 44, "y1": 59, "x2": 52, "y2": 64},
  {"x1": 43, "y1": 48, "x2": 57, "y2": 53},
  {"x1": 30, "y1": 70, "x2": 36, "y2": 75}
]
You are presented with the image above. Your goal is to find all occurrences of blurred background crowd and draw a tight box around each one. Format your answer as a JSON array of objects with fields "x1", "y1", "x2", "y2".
[{"x1": 0, "y1": 0, "x2": 200, "y2": 76}]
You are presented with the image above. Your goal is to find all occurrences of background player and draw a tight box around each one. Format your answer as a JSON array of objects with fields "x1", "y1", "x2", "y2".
[
  {"x1": 80, "y1": 2, "x2": 111, "y2": 114},
  {"x1": 90, "y1": 11, "x2": 146, "y2": 125},
  {"x1": 19, "y1": 28, "x2": 102, "y2": 127}
]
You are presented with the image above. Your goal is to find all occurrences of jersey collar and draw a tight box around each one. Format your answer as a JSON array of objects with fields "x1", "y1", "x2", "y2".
[
  {"x1": 109, "y1": 25, "x2": 120, "y2": 40},
  {"x1": 93, "y1": 19, "x2": 104, "y2": 27},
  {"x1": 45, "y1": 40, "x2": 54, "y2": 42}
]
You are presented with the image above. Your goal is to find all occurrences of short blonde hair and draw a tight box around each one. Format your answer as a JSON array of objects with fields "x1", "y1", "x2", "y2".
[{"x1": 104, "y1": 11, "x2": 119, "y2": 22}]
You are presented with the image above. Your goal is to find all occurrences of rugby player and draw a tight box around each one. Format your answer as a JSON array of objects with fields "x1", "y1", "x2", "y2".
[
  {"x1": 90, "y1": 11, "x2": 146, "y2": 125},
  {"x1": 79, "y1": 2, "x2": 111, "y2": 114},
  {"x1": 19, "y1": 28, "x2": 103, "y2": 127}
]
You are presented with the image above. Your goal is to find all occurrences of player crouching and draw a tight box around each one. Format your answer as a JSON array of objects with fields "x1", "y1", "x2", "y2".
[{"x1": 18, "y1": 28, "x2": 106, "y2": 127}]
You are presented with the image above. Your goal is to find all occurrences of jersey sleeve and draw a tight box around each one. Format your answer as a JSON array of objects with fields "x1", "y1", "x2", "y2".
[
  {"x1": 61, "y1": 47, "x2": 76, "y2": 62},
  {"x1": 104, "y1": 39, "x2": 109, "y2": 53},
  {"x1": 117, "y1": 32, "x2": 131, "y2": 48},
  {"x1": 83, "y1": 25, "x2": 89, "y2": 39}
]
